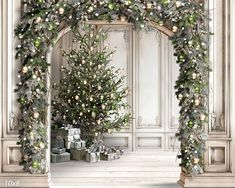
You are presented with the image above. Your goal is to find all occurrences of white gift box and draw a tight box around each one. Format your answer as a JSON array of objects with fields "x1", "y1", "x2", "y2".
[
  {"x1": 71, "y1": 141, "x2": 82, "y2": 149},
  {"x1": 70, "y1": 140, "x2": 86, "y2": 149},
  {"x1": 64, "y1": 136, "x2": 74, "y2": 142},
  {"x1": 86, "y1": 152, "x2": 100, "y2": 163}
]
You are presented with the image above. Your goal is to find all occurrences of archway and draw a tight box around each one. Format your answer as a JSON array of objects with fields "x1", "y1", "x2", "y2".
[{"x1": 14, "y1": 0, "x2": 209, "y2": 181}]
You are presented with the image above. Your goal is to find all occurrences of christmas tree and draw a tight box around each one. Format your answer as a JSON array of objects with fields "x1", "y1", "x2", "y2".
[{"x1": 52, "y1": 24, "x2": 132, "y2": 145}]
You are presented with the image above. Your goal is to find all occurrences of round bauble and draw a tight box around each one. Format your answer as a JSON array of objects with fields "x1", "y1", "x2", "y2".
[
  {"x1": 175, "y1": 1, "x2": 182, "y2": 7},
  {"x1": 58, "y1": 7, "x2": 65, "y2": 14},
  {"x1": 200, "y1": 114, "x2": 206, "y2": 121},
  {"x1": 35, "y1": 16, "x2": 42, "y2": 23},
  {"x1": 194, "y1": 99, "x2": 200, "y2": 106},
  {"x1": 172, "y1": 26, "x2": 178, "y2": 32},
  {"x1": 33, "y1": 112, "x2": 40, "y2": 119},
  {"x1": 22, "y1": 66, "x2": 28, "y2": 74}
]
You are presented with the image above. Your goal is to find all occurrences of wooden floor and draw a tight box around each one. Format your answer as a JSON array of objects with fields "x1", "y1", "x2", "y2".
[{"x1": 50, "y1": 150, "x2": 181, "y2": 188}]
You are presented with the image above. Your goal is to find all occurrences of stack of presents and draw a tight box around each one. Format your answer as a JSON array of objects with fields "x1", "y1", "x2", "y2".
[{"x1": 51, "y1": 127, "x2": 124, "y2": 163}]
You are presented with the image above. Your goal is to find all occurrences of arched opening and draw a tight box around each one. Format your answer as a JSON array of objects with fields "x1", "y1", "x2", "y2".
[
  {"x1": 47, "y1": 22, "x2": 181, "y2": 186},
  {"x1": 14, "y1": 1, "x2": 210, "y2": 187}
]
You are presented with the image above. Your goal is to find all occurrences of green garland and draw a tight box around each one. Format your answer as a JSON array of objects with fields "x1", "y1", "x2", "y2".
[{"x1": 15, "y1": 0, "x2": 209, "y2": 174}]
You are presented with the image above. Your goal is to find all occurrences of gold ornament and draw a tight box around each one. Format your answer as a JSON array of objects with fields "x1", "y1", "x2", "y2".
[
  {"x1": 88, "y1": 6, "x2": 94, "y2": 13},
  {"x1": 22, "y1": 66, "x2": 28, "y2": 73},
  {"x1": 193, "y1": 158, "x2": 199, "y2": 164},
  {"x1": 33, "y1": 112, "x2": 40, "y2": 119},
  {"x1": 178, "y1": 94, "x2": 183, "y2": 100},
  {"x1": 194, "y1": 99, "x2": 200, "y2": 106},
  {"x1": 58, "y1": 7, "x2": 65, "y2": 14},
  {"x1": 75, "y1": 95, "x2": 79, "y2": 100},
  {"x1": 146, "y1": 3, "x2": 152, "y2": 9},
  {"x1": 97, "y1": 119, "x2": 101, "y2": 125},
  {"x1": 101, "y1": 104, "x2": 106, "y2": 109},
  {"x1": 172, "y1": 26, "x2": 178, "y2": 32},
  {"x1": 35, "y1": 16, "x2": 42, "y2": 23}
]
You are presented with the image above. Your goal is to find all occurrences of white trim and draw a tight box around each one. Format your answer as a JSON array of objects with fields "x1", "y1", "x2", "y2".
[
  {"x1": 0, "y1": 0, "x2": 3, "y2": 174},
  {"x1": 230, "y1": 0, "x2": 235, "y2": 174}
]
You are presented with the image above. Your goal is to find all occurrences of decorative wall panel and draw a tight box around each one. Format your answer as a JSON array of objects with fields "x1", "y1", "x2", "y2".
[
  {"x1": 204, "y1": 140, "x2": 229, "y2": 172},
  {"x1": 3, "y1": 141, "x2": 23, "y2": 172}
]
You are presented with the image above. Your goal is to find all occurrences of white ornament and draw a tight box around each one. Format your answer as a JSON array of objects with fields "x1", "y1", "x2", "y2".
[
  {"x1": 192, "y1": 73, "x2": 197, "y2": 79},
  {"x1": 58, "y1": 7, "x2": 64, "y2": 14},
  {"x1": 22, "y1": 66, "x2": 28, "y2": 73},
  {"x1": 200, "y1": 114, "x2": 206, "y2": 121},
  {"x1": 33, "y1": 112, "x2": 40, "y2": 119},
  {"x1": 175, "y1": 1, "x2": 182, "y2": 8},
  {"x1": 195, "y1": 99, "x2": 200, "y2": 106}
]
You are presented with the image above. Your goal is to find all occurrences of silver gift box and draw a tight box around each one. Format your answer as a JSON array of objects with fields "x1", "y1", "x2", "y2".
[
  {"x1": 70, "y1": 140, "x2": 86, "y2": 149},
  {"x1": 52, "y1": 147, "x2": 66, "y2": 154},
  {"x1": 51, "y1": 152, "x2": 70, "y2": 163},
  {"x1": 86, "y1": 152, "x2": 100, "y2": 163},
  {"x1": 71, "y1": 141, "x2": 82, "y2": 149}
]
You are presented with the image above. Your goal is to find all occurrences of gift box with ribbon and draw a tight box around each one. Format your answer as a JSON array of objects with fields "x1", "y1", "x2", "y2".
[
  {"x1": 70, "y1": 135, "x2": 86, "y2": 149},
  {"x1": 86, "y1": 152, "x2": 100, "y2": 163}
]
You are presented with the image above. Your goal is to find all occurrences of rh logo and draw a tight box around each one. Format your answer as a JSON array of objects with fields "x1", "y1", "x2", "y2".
[{"x1": 5, "y1": 179, "x2": 20, "y2": 187}]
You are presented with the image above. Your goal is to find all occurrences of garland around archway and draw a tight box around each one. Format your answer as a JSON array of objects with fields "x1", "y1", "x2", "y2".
[{"x1": 15, "y1": 0, "x2": 209, "y2": 175}]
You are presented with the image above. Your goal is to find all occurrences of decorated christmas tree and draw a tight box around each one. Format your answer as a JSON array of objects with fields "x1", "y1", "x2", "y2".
[{"x1": 52, "y1": 24, "x2": 132, "y2": 145}]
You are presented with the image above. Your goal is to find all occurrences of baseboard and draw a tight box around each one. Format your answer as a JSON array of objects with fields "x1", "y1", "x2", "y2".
[
  {"x1": 178, "y1": 172, "x2": 235, "y2": 188},
  {"x1": 0, "y1": 173, "x2": 51, "y2": 188}
]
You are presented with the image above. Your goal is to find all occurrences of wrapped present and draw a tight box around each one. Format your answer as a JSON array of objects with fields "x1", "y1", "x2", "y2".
[
  {"x1": 112, "y1": 145, "x2": 124, "y2": 156},
  {"x1": 88, "y1": 139, "x2": 105, "y2": 153},
  {"x1": 100, "y1": 153, "x2": 115, "y2": 161},
  {"x1": 71, "y1": 141, "x2": 81, "y2": 149},
  {"x1": 71, "y1": 136, "x2": 86, "y2": 149},
  {"x1": 64, "y1": 135, "x2": 74, "y2": 142},
  {"x1": 52, "y1": 136, "x2": 64, "y2": 148},
  {"x1": 58, "y1": 128, "x2": 81, "y2": 137},
  {"x1": 70, "y1": 148, "x2": 86, "y2": 161},
  {"x1": 86, "y1": 152, "x2": 100, "y2": 163},
  {"x1": 52, "y1": 147, "x2": 66, "y2": 154},
  {"x1": 51, "y1": 152, "x2": 70, "y2": 163}
]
